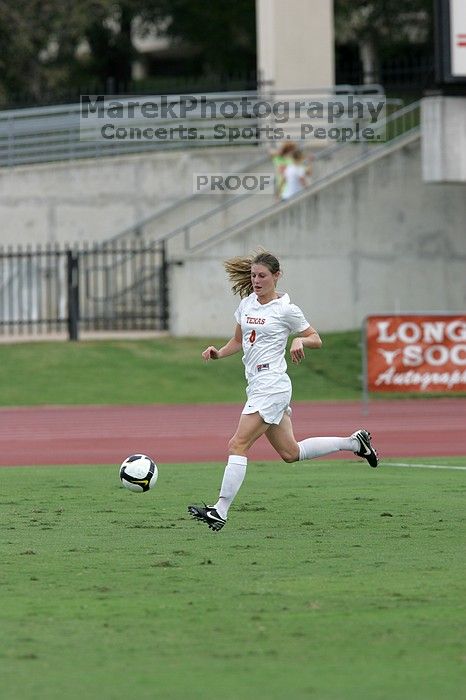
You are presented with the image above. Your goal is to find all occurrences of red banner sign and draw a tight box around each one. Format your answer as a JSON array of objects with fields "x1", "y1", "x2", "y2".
[{"x1": 366, "y1": 315, "x2": 466, "y2": 392}]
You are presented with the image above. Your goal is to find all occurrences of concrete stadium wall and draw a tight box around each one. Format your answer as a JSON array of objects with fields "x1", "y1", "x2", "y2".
[
  {"x1": 170, "y1": 137, "x2": 466, "y2": 336},
  {"x1": 0, "y1": 146, "x2": 258, "y2": 247}
]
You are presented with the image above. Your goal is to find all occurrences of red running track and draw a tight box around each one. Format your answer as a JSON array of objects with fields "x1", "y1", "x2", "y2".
[{"x1": 0, "y1": 399, "x2": 465, "y2": 467}]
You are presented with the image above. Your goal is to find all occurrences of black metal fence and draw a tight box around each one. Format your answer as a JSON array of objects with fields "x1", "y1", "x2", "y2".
[
  {"x1": 335, "y1": 50, "x2": 435, "y2": 94},
  {"x1": 0, "y1": 240, "x2": 169, "y2": 340}
]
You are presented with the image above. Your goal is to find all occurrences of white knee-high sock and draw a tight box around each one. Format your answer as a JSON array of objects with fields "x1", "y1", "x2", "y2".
[
  {"x1": 298, "y1": 436, "x2": 358, "y2": 461},
  {"x1": 213, "y1": 455, "x2": 247, "y2": 519}
]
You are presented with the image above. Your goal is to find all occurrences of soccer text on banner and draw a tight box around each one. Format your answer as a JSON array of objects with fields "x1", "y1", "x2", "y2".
[{"x1": 365, "y1": 315, "x2": 466, "y2": 393}]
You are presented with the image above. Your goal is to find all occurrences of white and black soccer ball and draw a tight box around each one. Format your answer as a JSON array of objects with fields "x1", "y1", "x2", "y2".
[{"x1": 119, "y1": 454, "x2": 158, "y2": 493}]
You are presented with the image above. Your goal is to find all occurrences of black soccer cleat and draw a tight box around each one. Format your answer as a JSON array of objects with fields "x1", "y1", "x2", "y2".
[
  {"x1": 352, "y1": 429, "x2": 379, "y2": 468},
  {"x1": 187, "y1": 504, "x2": 226, "y2": 532}
]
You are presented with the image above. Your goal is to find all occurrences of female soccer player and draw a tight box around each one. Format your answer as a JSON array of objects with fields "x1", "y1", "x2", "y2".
[{"x1": 188, "y1": 251, "x2": 378, "y2": 532}]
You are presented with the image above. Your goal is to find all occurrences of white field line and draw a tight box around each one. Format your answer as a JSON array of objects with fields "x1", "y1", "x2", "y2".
[{"x1": 386, "y1": 462, "x2": 466, "y2": 472}]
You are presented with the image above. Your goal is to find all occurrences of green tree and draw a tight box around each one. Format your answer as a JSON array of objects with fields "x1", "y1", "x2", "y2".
[
  {"x1": 334, "y1": 0, "x2": 433, "y2": 84},
  {"x1": 138, "y1": 0, "x2": 256, "y2": 78},
  {"x1": 0, "y1": 0, "x2": 256, "y2": 106},
  {"x1": 0, "y1": 0, "x2": 111, "y2": 104}
]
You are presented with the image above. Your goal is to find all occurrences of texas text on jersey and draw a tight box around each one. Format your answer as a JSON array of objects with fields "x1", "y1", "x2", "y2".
[{"x1": 234, "y1": 292, "x2": 310, "y2": 384}]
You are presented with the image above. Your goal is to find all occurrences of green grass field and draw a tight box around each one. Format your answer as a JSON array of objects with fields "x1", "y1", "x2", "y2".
[
  {"x1": 0, "y1": 333, "x2": 463, "y2": 406},
  {"x1": 0, "y1": 332, "x2": 362, "y2": 405},
  {"x1": 2, "y1": 458, "x2": 466, "y2": 700},
  {"x1": 1, "y1": 335, "x2": 465, "y2": 698}
]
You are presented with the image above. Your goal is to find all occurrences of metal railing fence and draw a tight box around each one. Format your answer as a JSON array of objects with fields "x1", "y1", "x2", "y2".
[
  {"x1": 0, "y1": 85, "x2": 385, "y2": 168},
  {"x1": 0, "y1": 240, "x2": 168, "y2": 340}
]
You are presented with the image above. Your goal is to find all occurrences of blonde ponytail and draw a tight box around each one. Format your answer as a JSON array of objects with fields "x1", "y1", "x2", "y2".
[{"x1": 224, "y1": 250, "x2": 280, "y2": 298}]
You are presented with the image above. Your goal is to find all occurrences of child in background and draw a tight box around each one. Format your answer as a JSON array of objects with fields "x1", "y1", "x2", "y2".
[
  {"x1": 270, "y1": 141, "x2": 298, "y2": 199},
  {"x1": 281, "y1": 149, "x2": 312, "y2": 201}
]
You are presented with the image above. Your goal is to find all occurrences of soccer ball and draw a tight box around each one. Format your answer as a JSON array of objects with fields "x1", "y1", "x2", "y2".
[{"x1": 119, "y1": 454, "x2": 158, "y2": 493}]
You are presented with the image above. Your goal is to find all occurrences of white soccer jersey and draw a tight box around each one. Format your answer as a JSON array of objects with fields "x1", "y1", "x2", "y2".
[{"x1": 234, "y1": 292, "x2": 310, "y2": 387}]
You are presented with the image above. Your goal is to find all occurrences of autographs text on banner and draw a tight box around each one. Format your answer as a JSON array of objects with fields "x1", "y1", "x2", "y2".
[{"x1": 366, "y1": 315, "x2": 466, "y2": 393}]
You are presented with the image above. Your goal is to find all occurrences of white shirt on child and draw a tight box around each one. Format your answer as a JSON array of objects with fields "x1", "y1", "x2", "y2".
[{"x1": 281, "y1": 163, "x2": 306, "y2": 200}]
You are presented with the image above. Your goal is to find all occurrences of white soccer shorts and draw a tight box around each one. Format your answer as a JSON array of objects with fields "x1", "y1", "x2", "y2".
[{"x1": 242, "y1": 376, "x2": 292, "y2": 425}]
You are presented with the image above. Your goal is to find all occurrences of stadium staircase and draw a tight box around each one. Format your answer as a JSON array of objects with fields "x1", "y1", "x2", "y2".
[
  {"x1": 106, "y1": 99, "x2": 420, "y2": 258},
  {"x1": 0, "y1": 85, "x2": 393, "y2": 253}
]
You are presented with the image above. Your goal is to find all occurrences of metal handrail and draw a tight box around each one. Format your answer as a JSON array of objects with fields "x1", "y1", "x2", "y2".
[
  {"x1": 191, "y1": 128, "x2": 421, "y2": 255},
  {"x1": 110, "y1": 99, "x2": 420, "y2": 253},
  {"x1": 107, "y1": 95, "x2": 404, "y2": 244}
]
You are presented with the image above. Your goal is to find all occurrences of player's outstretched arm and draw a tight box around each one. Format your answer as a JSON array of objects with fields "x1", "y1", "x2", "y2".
[{"x1": 202, "y1": 324, "x2": 242, "y2": 361}]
